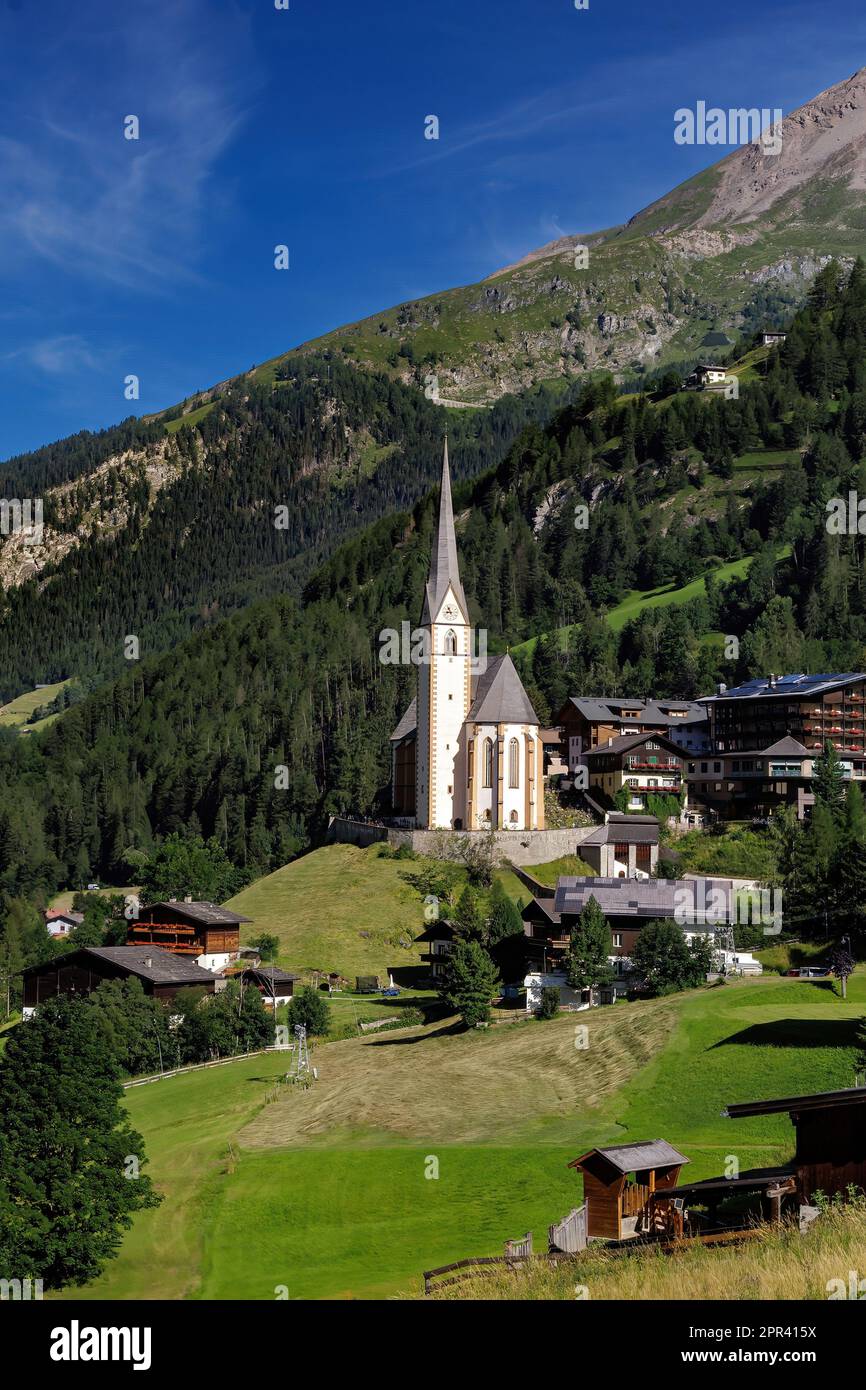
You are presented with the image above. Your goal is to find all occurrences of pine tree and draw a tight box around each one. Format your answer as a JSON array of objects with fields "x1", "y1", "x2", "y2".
[
  {"x1": 453, "y1": 884, "x2": 486, "y2": 940},
  {"x1": 439, "y1": 939, "x2": 500, "y2": 1027},
  {"x1": 812, "y1": 741, "x2": 847, "y2": 823},
  {"x1": 486, "y1": 881, "x2": 524, "y2": 945}
]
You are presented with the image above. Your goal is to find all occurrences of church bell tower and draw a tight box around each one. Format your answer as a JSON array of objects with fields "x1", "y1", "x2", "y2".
[{"x1": 415, "y1": 440, "x2": 473, "y2": 829}]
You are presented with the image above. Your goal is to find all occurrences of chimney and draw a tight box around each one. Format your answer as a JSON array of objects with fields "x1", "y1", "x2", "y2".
[
  {"x1": 768, "y1": 673, "x2": 776, "y2": 689},
  {"x1": 184, "y1": 895, "x2": 193, "y2": 903},
  {"x1": 718, "y1": 682, "x2": 727, "y2": 695},
  {"x1": 144, "y1": 957, "x2": 153, "y2": 968}
]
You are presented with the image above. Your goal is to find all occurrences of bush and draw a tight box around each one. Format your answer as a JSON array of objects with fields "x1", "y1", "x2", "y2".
[
  {"x1": 538, "y1": 986, "x2": 560, "y2": 1020},
  {"x1": 287, "y1": 986, "x2": 331, "y2": 1036}
]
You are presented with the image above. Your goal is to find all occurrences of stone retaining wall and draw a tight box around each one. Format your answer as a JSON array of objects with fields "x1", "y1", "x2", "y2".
[{"x1": 327, "y1": 817, "x2": 595, "y2": 867}]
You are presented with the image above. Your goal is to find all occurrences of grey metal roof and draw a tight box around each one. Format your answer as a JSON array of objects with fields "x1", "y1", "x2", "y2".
[
  {"x1": 80, "y1": 946, "x2": 216, "y2": 985},
  {"x1": 390, "y1": 697, "x2": 417, "y2": 743},
  {"x1": 582, "y1": 731, "x2": 684, "y2": 759},
  {"x1": 145, "y1": 900, "x2": 251, "y2": 925},
  {"x1": 571, "y1": 1140, "x2": 690, "y2": 1173},
  {"x1": 581, "y1": 820, "x2": 660, "y2": 845},
  {"x1": 420, "y1": 439, "x2": 469, "y2": 625},
  {"x1": 763, "y1": 736, "x2": 810, "y2": 756},
  {"x1": 243, "y1": 966, "x2": 300, "y2": 986},
  {"x1": 701, "y1": 673, "x2": 866, "y2": 704},
  {"x1": 562, "y1": 697, "x2": 707, "y2": 728},
  {"x1": 466, "y1": 654, "x2": 539, "y2": 725},
  {"x1": 553, "y1": 876, "x2": 718, "y2": 926}
]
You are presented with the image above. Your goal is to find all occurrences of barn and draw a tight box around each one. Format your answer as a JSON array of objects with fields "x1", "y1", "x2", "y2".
[{"x1": 21, "y1": 945, "x2": 217, "y2": 1017}]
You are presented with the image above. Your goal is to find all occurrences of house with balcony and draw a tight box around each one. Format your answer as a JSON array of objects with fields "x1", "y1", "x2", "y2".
[
  {"x1": 582, "y1": 732, "x2": 685, "y2": 813},
  {"x1": 555, "y1": 697, "x2": 709, "y2": 774},
  {"x1": 695, "y1": 672, "x2": 866, "y2": 819},
  {"x1": 684, "y1": 736, "x2": 815, "y2": 821},
  {"x1": 127, "y1": 899, "x2": 251, "y2": 973}
]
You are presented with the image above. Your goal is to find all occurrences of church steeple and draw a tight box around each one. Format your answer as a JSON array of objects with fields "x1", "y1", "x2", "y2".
[{"x1": 421, "y1": 437, "x2": 469, "y2": 624}]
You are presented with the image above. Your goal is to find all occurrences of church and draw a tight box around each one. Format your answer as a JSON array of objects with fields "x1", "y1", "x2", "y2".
[{"x1": 390, "y1": 442, "x2": 545, "y2": 831}]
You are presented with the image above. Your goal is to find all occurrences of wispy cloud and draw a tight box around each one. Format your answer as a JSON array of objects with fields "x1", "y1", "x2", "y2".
[
  {"x1": 3, "y1": 334, "x2": 109, "y2": 376},
  {"x1": 0, "y1": 0, "x2": 259, "y2": 290}
]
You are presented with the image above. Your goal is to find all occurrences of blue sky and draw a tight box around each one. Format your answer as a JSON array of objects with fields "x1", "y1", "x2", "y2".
[{"x1": 1, "y1": 0, "x2": 865, "y2": 458}]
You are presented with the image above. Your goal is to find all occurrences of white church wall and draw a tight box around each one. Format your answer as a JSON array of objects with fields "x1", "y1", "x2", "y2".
[
  {"x1": 417, "y1": 594, "x2": 471, "y2": 829},
  {"x1": 471, "y1": 724, "x2": 538, "y2": 831}
]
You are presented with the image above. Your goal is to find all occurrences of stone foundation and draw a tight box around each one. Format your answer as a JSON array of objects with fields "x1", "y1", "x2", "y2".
[{"x1": 327, "y1": 817, "x2": 596, "y2": 867}]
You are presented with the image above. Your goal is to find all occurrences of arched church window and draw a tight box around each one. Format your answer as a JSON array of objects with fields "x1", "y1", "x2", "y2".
[
  {"x1": 482, "y1": 738, "x2": 494, "y2": 789},
  {"x1": 508, "y1": 737, "x2": 520, "y2": 788},
  {"x1": 444, "y1": 630, "x2": 457, "y2": 655},
  {"x1": 509, "y1": 809, "x2": 518, "y2": 823}
]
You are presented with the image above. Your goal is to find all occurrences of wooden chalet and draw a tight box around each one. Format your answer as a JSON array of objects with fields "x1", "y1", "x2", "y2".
[
  {"x1": 240, "y1": 966, "x2": 299, "y2": 1007},
  {"x1": 725, "y1": 1086, "x2": 866, "y2": 1204},
  {"x1": 21, "y1": 945, "x2": 217, "y2": 1016},
  {"x1": 129, "y1": 899, "x2": 250, "y2": 969},
  {"x1": 568, "y1": 1140, "x2": 689, "y2": 1240}
]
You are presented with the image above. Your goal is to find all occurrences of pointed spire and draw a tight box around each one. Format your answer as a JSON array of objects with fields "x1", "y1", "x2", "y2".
[{"x1": 421, "y1": 436, "x2": 469, "y2": 624}]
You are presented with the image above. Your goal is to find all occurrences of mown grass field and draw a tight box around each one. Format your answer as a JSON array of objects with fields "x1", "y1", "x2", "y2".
[
  {"x1": 0, "y1": 679, "x2": 70, "y2": 734},
  {"x1": 60, "y1": 968, "x2": 866, "y2": 1301}
]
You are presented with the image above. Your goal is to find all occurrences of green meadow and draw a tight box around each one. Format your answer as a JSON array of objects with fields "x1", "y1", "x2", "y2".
[{"x1": 62, "y1": 967, "x2": 866, "y2": 1301}]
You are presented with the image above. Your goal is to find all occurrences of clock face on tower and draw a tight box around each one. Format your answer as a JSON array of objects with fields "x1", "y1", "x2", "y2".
[{"x1": 443, "y1": 604, "x2": 456, "y2": 619}]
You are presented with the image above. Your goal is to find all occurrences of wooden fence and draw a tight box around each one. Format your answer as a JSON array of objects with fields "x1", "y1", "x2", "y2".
[
  {"x1": 503, "y1": 1231, "x2": 533, "y2": 1259},
  {"x1": 548, "y1": 1205, "x2": 587, "y2": 1254}
]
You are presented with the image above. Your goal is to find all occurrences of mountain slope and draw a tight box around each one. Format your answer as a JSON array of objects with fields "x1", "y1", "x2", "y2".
[{"x1": 283, "y1": 68, "x2": 866, "y2": 403}]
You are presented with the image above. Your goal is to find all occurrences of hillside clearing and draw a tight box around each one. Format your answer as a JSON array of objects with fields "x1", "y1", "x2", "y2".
[
  {"x1": 225, "y1": 843, "x2": 453, "y2": 980},
  {"x1": 237, "y1": 995, "x2": 682, "y2": 1151}
]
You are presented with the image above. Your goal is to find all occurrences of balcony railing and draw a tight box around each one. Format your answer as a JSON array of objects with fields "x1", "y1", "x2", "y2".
[{"x1": 625, "y1": 760, "x2": 680, "y2": 771}]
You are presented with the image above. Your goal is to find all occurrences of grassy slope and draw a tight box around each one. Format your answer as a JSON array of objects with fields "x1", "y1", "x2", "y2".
[
  {"x1": 224, "y1": 843, "x2": 456, "y2": 981},
  {"x1": 513, "y1": 554, "x2": 757, "y2": 660},
  {"x1": 434, "y1": 1204, "x2": 866, "y2": 1301},
  {"x1": 0, "y1": 679, "x2": 70, "y2": 734},
  {"x1": 522, "y1": 854, "x2": 595, "y2": 887},
  {"x1": 61, "y1": 969, "x2": 866, "y2": 1301}
]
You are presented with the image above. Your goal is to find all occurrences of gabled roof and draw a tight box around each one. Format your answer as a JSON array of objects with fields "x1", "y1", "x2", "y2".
[
  {"x1": 701, "y1": 673, "x2": 866, "y2": 704},
  {"x1": 242, "y1": 966, "x2": 300, "y2": 987},
  {"x1": 466, "y1": 654, "x2": 539, "y2": 726},
  {"x1": 559, "y1": 697, "x2": 707, "y2": 728},
  {"x1": 569, "y1": 1140, "x2": 689, "y2": 1174},
  {"x1": 142, "y1": 901, "x2": 251, "y2": 925},
  {"x1": 724, "y1": 1086, "x2": 866, "y2": 1119},
  {"x1": 390, "y1": 697, "x2": 417, "y2": 743},
  {"x1": 521, "y1": 896, "x2": 562, "y2": 927},
  {"x1": 581, "y1": 820, "x2": 659, "y2": 846},
  {"x1": 582, "y1": 731, "x2": 684, "y2": 759},
  {"x1": 553, "y1": 875, "x2": 722, "y2": 926},
  {"x1": 763, "y1": 736, "x2": 809, "y2": 757},
  {"x1": 420, "y1": 439, "x2": 469, "y2": 625},
  {"x1": 23, "y1": 945, "x2": 217, "y2": 986}
]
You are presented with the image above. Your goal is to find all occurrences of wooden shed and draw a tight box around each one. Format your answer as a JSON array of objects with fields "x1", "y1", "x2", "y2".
[
  {"x1": 568, "y1": 1140, "x2": 689, "y2": 1239},
  {"x1": 725, "y1": 1086, "x2": 866, "y2": 1204}
]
